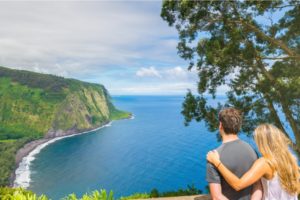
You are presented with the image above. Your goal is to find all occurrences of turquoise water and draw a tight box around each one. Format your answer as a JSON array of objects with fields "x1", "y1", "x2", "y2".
[{"x1": 28, "y1": 96, "x2": 255, "y2": 199}]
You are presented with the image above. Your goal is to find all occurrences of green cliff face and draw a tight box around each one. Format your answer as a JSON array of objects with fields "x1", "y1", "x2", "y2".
[{"x1": 0, "y1": 66, "x2": 130, "y2": 186}]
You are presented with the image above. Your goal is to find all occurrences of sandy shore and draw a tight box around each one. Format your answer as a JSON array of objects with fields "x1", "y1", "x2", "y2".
[
  {"x1": 11, "y1": 113, "x2": 134, "y2": 187},
  {"x1": 11, "y1": 121, "x2": 113, "y2": 187},
  {"x1": 15, "y1": 139, "x2": 50, "y2": 167},
  {"x1": 10, "y1": 138, "x2": 49, "y2": 187}
]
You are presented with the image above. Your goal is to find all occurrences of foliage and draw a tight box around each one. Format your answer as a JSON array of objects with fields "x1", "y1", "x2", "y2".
[
  {"x1": 63, "y1": 189, "x2": 114, "y2": 200},
  {"x1": 149, "y1": 189, "x2": 159, "y2": 198},
  {"x1": 0, "y1": 187, "x2": 48, "y2": 200},
  {"x1": 119, "y1": 185, "x2": 203, "y2": 199},
  {"x1": 0, "y1": 139, "x2": 29, "y2": 187},
  {"x1": 0, "y1": 188, "x2": 114, "y2": 200},
  {"x1": 0, "y1": 78, "x2": 59, "y2": 140},
  {"x1": 110, "y1": 110, "x2": 132, "y2": 121},
  {"x1": 0, "y1": 66, "x2": 69, "y2": 93},
  {"x1": 0, "y1": 185, "x2": 203, "y2": 200},
  {"x1": 149, "y1": 184, "x2": 202, "y2": 198},
  {"x1": 0, "y1": 66, "x2": 130, "y2": 186},
  {"x1": 161, "y1": 1, "x2": 300, "y2": 148},
  {"x1": 119, "y1": 193, "x2": 150, "y2": 200}
]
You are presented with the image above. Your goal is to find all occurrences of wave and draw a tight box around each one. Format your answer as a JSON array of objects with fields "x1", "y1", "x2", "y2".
[{"x1": 13, "y1": 122, "x2": 113, "y2": 189}]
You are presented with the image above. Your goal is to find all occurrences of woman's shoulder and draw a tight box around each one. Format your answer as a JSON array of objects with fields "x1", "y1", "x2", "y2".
[
  {"x1": 255, "y1": 157, "x2": 268, "y2": 164},
  {"x1": 255, "y1": 157, "x2": 275, "y2": 178},
  {"x1": 253, "y1": 157, "x2": 274, "y2": 171}
]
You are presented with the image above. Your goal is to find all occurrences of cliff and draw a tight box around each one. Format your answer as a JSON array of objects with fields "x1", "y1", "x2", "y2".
[{"x1": 0, "y1": 66, "x2": 130, "y2": 186}]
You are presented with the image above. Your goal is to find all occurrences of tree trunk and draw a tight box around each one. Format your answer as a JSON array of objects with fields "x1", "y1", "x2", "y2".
[
  {"x1": 264, "y1": 94, "x2": 290, "y2": 139},
  {"x1": 281, "y1": 102, "x2": 300, "y2": 150},
  {"x1": 254, "y1": 58, "x2": 300, "y2": 151}
]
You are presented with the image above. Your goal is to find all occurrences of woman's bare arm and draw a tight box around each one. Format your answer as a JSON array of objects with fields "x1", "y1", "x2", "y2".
[
  {"x1": 251, "y1": 181, "x2": 263, "y2": 200},
  {"x1": 207, "y1": 150, "x2": 271, "y2": 191}
]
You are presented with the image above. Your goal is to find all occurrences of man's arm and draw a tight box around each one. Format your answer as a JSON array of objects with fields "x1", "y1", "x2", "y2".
[
  {"x1": 206, "y1": 161, "x2": 228, "y2": 200},
  {"x1": 250, "y1": 180, "x2": 263, "y2": 200},
  {"x1": 209, "y1": 183, "x2": 229, "y2": 200}
]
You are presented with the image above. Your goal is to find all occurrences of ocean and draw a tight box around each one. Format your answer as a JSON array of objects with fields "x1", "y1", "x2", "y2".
[{"x1": 26, "y1": 95, "x2": 256, "y2": 199}]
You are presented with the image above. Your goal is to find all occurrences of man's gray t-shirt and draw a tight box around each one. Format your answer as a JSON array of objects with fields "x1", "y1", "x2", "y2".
[{"x1": 206, "y1": 139, "x2": 257, "y2": 200}]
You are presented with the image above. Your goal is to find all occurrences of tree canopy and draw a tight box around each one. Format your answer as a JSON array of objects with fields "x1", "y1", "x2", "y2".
[{"x1": 161, "y1": 1, "x2": 300, "y2": 148}]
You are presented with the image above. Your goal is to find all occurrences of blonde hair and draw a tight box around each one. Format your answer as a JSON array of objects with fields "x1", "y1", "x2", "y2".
[{"x1": 254, "y1": 124, "x2": 300, "y2": 195}]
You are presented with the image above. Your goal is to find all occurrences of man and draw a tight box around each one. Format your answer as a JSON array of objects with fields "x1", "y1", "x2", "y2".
[{"x1": 206, "y1": 108, "x2": 262, "y2": 200}]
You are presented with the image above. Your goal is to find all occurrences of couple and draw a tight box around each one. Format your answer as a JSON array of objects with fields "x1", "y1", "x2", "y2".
[{"x1": 206, "y1": 108, "x2": 299, "y2": 200}]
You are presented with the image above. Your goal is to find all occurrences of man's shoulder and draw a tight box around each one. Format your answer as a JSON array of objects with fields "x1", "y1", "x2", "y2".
[
  {"x1": 224, "y1": 139, "x2": 254, "y2": 149},
  {"x1": 237, "y1": 139, "x2": 256, "y2": 152},
  {"x1": 218, "y1": 139, "x2": 257, "y2": 158}
]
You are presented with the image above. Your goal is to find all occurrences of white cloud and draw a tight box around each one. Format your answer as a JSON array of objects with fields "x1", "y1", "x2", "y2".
[
  {"x1": 109, "y1": 82, "x2": 197, "y2": 95},
  {"x1": 136, "y1": 66, "x2": 197, "y2": 80},
  {"x1": 127, "y1": 65, "x2": 200, "y2": 95},
  {"x1": 136, "y1": 66, "x2": 161, "y2": 78},
  {"x1": 0, "y1": 1, "x2": 183, "y2": 79},
  {"x1": 165, "y1": 66, "x2": 188, "y2": 79}
]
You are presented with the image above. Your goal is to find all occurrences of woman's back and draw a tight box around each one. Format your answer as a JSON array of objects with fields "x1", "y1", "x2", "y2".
[{"x1": 262, "y1": 175, "x2": 298, "y2": 200}]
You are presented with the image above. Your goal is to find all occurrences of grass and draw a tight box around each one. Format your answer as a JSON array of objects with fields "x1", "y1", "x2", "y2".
[
  {"x1": 110, "y1": 110, "x2": 132, "y2": 120},
  {"x1": 0, "y1": 139, "x2": 17, "y2": 143}
]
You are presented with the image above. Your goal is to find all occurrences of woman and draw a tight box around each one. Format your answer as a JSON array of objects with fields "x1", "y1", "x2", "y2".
[{"x1": 207, "y1": 124, "x2": 300, "y2": 200}]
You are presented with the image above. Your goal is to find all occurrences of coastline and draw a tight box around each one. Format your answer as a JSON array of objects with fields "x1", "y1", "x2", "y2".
[
  {"x1": 12, "y1": 122, "x2": 112, "y2": 188},
  {"x1": 10, "y1": 113, "x2": 134, "y2": 189},
  {"x1": 12, "y1": 114, "x2": 133, "y2": 188}
]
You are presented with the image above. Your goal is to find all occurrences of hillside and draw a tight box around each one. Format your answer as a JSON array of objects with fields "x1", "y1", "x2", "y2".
[{"x1": 0, "y1": 66, "x2": 130, "y2": 186}]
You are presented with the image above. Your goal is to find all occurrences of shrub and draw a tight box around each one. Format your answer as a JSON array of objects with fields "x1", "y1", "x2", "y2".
[
  {"x1": 149, "y1": 189, "x2": 159, "y2": 198},
  {"x1": 0, "y1": 187, "x2": 48, "y2": 200},
  {"x1": 150, "y1": 185, "x2": 202, "y2": 198},
  {"x1": 63, "y1": 189, "x2": 114, "y2": 200},
  {"x1": 119, "y1": 193, "x2": 150, "y2": 200}
]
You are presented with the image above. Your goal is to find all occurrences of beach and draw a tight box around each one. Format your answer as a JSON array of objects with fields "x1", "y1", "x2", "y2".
[
  {"x1": 12, "y1": 112, "x2": 134, "y2": 189},
  {"x1": 12, "y1": 121, "x2": 113, "y2": 188}
]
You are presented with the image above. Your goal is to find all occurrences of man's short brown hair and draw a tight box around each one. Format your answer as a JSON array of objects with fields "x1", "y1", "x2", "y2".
[{"x1": 218, "y1": 108, "x2": 243, "y2": 134}]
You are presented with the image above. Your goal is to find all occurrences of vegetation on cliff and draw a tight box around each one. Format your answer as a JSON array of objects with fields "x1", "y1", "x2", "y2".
[{"x1": 0, "y1": 66, "x2": 130, "y2": 186}]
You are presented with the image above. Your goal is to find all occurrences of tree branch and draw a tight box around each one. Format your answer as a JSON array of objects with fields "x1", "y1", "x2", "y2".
[
  {"x1": 229, "y1": 3, "x2": 299, "y2": 59},
  {"x1": 239, "y1": 20, "x2": 300, "y2": 60},
  {"x1": 261, "y1": 56, "x2": 296, "y2": 60},
  {"x1": 273, "y1": 4, "x2": 298, "y2": 9}
]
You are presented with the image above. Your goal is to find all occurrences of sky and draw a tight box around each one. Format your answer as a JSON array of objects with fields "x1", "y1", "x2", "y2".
[{"x1": 0, "y1": 1, "x2": 201, "y2": 95}]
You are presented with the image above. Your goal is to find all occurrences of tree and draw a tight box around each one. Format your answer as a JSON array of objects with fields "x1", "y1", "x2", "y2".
[{"x1": 161, "y1": 1, "x2": 300, "y2": 149}]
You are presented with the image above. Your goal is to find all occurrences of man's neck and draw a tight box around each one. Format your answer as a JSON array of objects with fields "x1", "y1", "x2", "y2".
[{"x1": 222, "y1": 134, "x2": 239, "y2": 143}]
